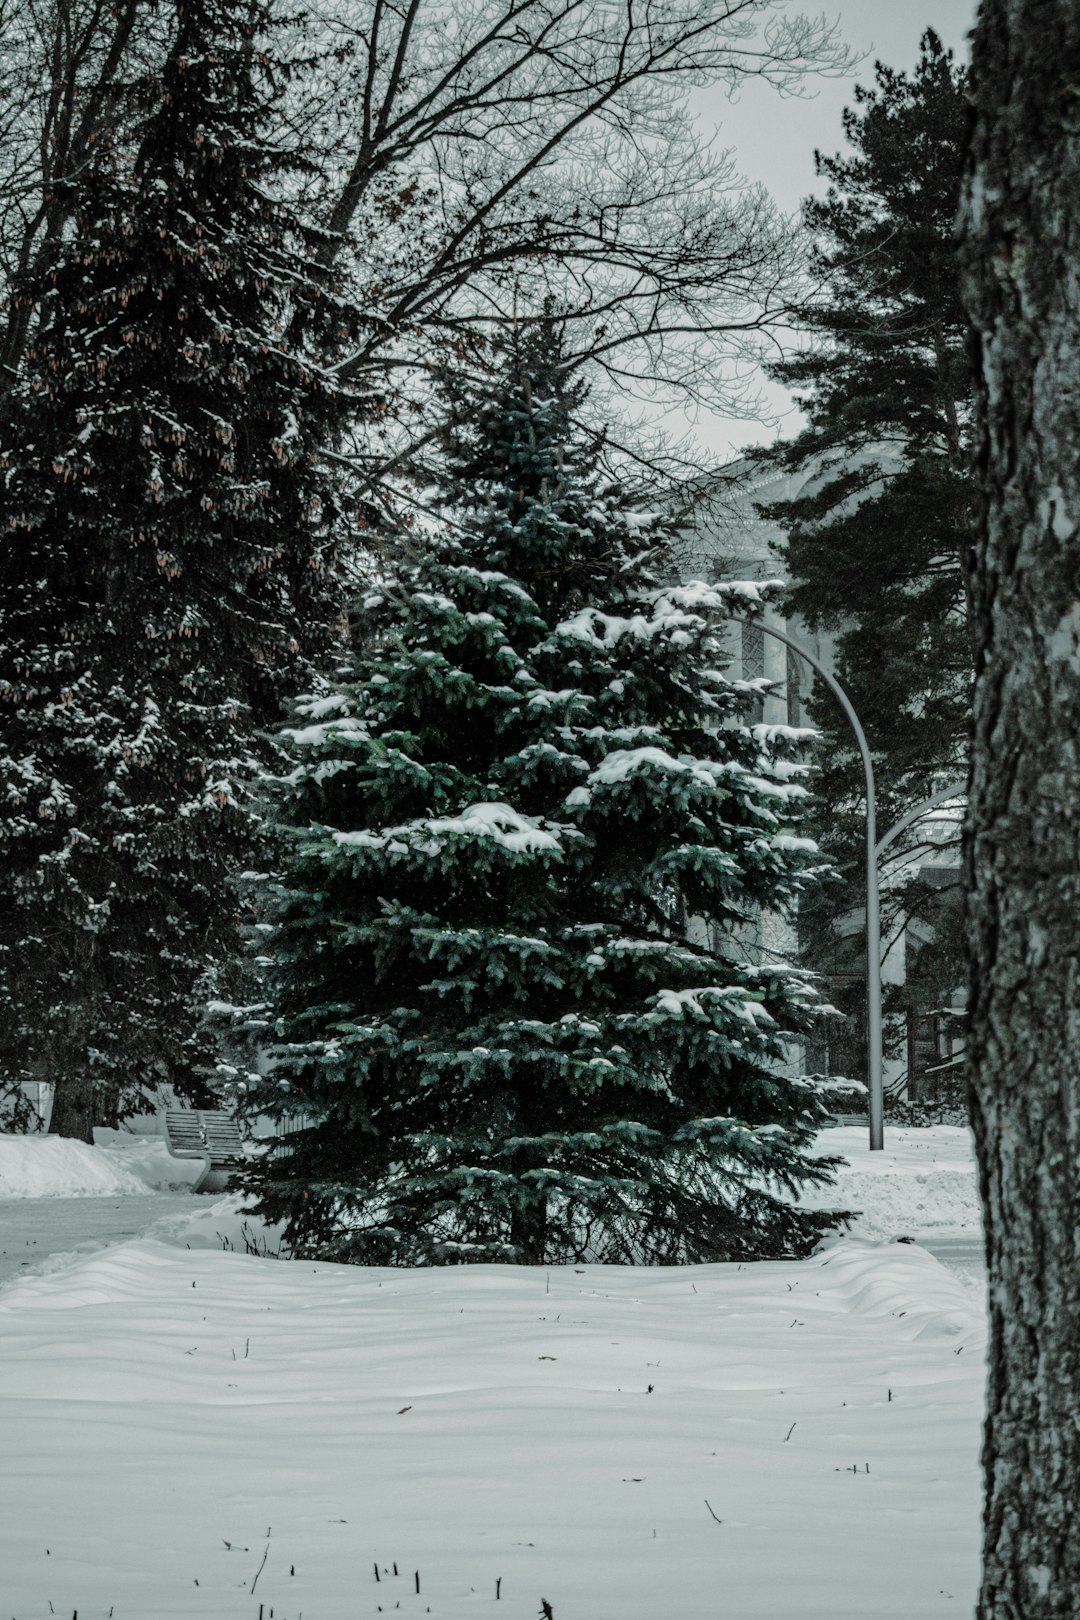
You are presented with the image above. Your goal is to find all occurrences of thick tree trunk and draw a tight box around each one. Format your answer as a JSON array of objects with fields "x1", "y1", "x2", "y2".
[
  {"x1": 509, "y1": 1142, "x2": 549, "y2": 1264},
  {"x1": 957, "y1": 6, "x2": 1080, "y2": 1616},
  {"x1": 47, "y1": 1073, "x2": 95, "y2": 1143},
  {"x1": 509, "y1": 1196, "x2": 548, "y2": 1266}
]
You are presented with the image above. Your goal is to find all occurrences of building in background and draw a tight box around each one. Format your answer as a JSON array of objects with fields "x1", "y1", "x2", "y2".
[{"x1": 681, "y1": 460, "x2": 964, "y2": 1103}]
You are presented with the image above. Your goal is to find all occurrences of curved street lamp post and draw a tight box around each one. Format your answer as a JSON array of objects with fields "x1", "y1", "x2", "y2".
[{"x1": 740, "y1": 615, "x2": 964, "y2": 1151}]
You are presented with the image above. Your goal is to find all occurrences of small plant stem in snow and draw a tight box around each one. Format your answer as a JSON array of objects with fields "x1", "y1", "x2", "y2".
[{"x1": 250, "y1": 1542, "x2": 270, "y2": 1593}]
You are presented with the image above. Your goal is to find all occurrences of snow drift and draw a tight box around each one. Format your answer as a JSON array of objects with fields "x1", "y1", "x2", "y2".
[
  {"x1": 0, "y1": 1134, "x2": 149, "y2": 1199},
  {"x1": 0, "y1": 1129, "x2": 204, "y2": 1199},
  {"x1": 0, "y1": 1236, "x2": 984, "y2": 1619}
]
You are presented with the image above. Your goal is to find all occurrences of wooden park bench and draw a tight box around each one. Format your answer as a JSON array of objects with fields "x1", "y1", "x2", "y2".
[{"x1": 164, "y1": 1108, "x2": 245, "y2": 1193}]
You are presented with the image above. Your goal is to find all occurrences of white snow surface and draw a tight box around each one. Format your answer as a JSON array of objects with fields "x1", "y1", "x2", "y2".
[
  {"x1": 566, "y1": 748, "x2": 808, "y2": 815},
  {"x1": 802, "y1": 1125, "x2": 982, "y2": 1241},
  {"x1": 336, "y1": 801, "x2": 567, "y2": 857},
  {"x1": 554, "y1": 581, "x2": 782, "y2": 654},
  {"x1": 0, "y1": 1129, "x2": 206, "y2": 1198},
  {"x1": 0, "y1": 1234, "x2": 983, "y2": 1620},
  {"x1": 0, "y1": 1125, "x2": 986, "y2": 1617},
  {"x1": 653, "y1": 984, "x2": 775, "y2": 1024},
  {"x1": 0, "y1": 1133, "x2": 147, "y2": 1198}
]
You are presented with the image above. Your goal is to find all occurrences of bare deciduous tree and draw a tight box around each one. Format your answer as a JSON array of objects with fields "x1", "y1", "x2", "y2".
[
  {"x1": 0, "y1": 0, "x2": 850, "y2": 463},
  {"x1": 297, "y1": 0, "x2": 851, "y2": 488},
  {"x1": 0, "y1": 0, "x2": 168, "y2": 374}
]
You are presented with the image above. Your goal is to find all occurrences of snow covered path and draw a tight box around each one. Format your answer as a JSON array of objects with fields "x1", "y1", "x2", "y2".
[
  {"x1": 0, "y1": 1130, "x2": 209, "y2": 1286},
  {"x1": 918, "y1": 1235, "x2": 986, "y2": 1293},
  {"x1": 0, "y1": 1192, "x2": 203, "y2": 1287},
  {"x1": 0, "y1": 1238, "x2": 984, "y2": 1620}
]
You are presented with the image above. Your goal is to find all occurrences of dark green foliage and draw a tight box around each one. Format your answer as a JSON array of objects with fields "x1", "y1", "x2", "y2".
[
  {"x1": 753, "y1": 33, "x2": 971, "y2": 1082},
  {"x1": 0, "y1": 0, "x2": 358, "y2": 1135},
  {"x1": 242, "y1": 334, "x2": 854, "y2": 1265}
]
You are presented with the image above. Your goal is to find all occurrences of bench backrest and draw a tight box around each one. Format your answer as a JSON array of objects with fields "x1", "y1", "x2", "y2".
[{"x1": 165, "y1": 1108, "x2": 243, "y2": 1163}]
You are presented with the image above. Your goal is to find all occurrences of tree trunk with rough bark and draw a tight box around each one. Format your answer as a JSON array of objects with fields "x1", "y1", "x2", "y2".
[
  {"x1": 957, "y1": 5, "x2": 1080, "y2": 1617},
  {"x1": 47, "y1": 1072, "x2": 96, "y2": 1144},
  {"x1": 509, "y1": 1143, "x2": 550, "y2": 1265}
]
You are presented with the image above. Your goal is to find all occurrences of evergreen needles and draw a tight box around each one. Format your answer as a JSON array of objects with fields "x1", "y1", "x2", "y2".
[
  {"x1": 751, "y1": 31, "x2": 972, "y2": 1085},
  {"x1": 0, "y1": 0, "x2": 360, "y2": 1135},
  {"x1": 241, "y1": 332, "x2": 853, "y2": 1264}
]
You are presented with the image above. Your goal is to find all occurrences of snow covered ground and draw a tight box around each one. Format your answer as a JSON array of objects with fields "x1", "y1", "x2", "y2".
[
  {"x1": 0, "y1": 1126, "x2": 986, "y2": 1619},
  {"x1": 803, "y1": 1125, "x2": 982, "y2": 1240},
  {"x1": 0, "y1": 1121, "x2": 983, "y2": 1229},
  {"x1": 0, "y1": 1127, "x2": 205, "y2": 1199}
]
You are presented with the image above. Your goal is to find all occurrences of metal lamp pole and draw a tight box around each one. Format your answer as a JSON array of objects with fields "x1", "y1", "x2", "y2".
[
  {"x1": 743, "y1": 616, "x2": 968, "y2": 1150},
  {"x1": 875, "y1": 780, "x2": 967, "y2": 862},
  {"x1": 741, "y1": 618, "x2": 884, "y2": 1148}
]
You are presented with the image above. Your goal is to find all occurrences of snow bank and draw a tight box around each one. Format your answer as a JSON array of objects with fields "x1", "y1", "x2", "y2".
[
  {"x1": 0, "y1": 1134, "x2": 149, "y2": 1199},
  {"x1": 0, "y1": 1129, "x2": 205, "y2": 1198},
  {"x1": 804, "y1": 1124, "x2": 980, "y2": 1240},
  {"x1": 0, "y1": 1237, "x2": 983, "y2": 1619}
]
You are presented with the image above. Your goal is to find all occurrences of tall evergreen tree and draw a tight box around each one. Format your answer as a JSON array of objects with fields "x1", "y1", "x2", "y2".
[
  {"x1": 0, "y1": 0, "x2": 358, "y2": 1136},
  {"x1": 753, "y1": 32, "x2": 972, "y2": 1089},
  {"x1": 241, "y1": 336, "x2": 854, "y2": 1265}
]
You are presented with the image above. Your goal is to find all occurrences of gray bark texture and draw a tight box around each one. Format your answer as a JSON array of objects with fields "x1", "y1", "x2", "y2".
[
  {"x1": 46, "y1": 1074, "x2": 95, "y2": 1145},
  {"x1": 957, "y1": 4, "x2": 1080, "y2": 1616}
]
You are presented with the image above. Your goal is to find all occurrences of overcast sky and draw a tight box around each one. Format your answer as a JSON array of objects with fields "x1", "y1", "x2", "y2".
[
  {"x1": 710, "y1": 0, "x2": 977, "y2": 212},
  {"x1": 688, "y1": 0, "x2": 978, "y2": 459}
]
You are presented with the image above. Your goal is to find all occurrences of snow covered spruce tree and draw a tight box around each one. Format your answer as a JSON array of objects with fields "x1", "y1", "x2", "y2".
[
  {"x1": 0, "y1": 0, "x2": 357, "y2": 1137},
  {"x1": 244, "y1": 335, "x2": 853, "y2": 1264}
]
